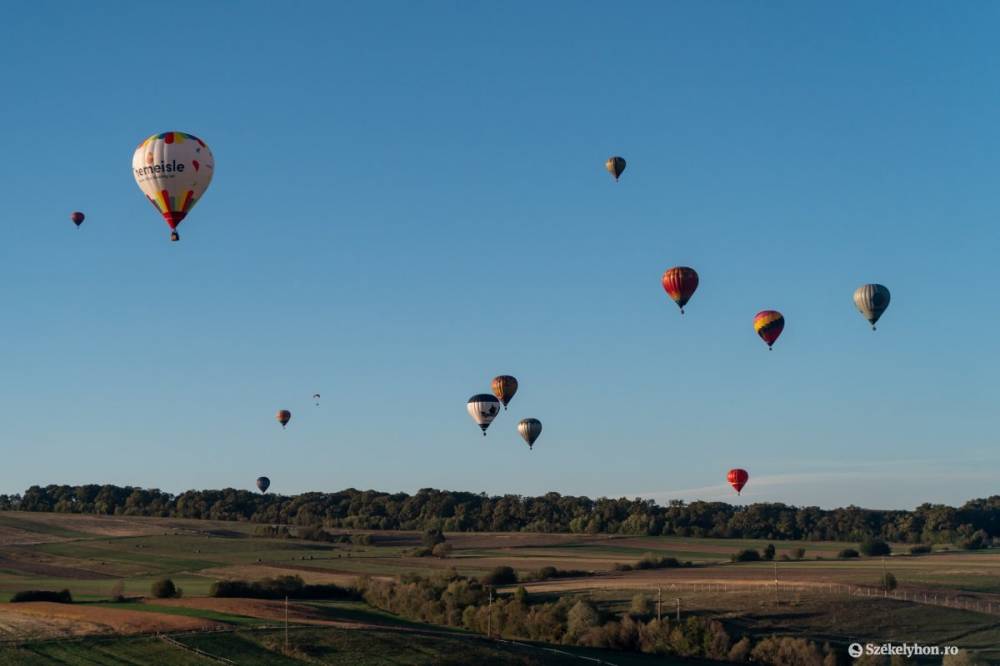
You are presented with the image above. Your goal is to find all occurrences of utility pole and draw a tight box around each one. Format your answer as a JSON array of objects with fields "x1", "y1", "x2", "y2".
[
  {"x1": 675, "y1": 597, "x2": 681, "y2": 622},
  {"x1": 284, "y1": 595, "x2": 289, "y2": 653},
  {"x1": 882, "y1": 557, "x2": 887, "y2": 596},
  {"x1": 657, "y1": 586, "x2": 662, "y2": 622},
  {"x1": 487, "y1": 587, "x2": 493, "y2": 639}
]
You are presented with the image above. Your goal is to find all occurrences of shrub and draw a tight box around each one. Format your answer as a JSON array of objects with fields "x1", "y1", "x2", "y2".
[
  {"x1": 150, "y1": 578, "x2": 181, "y2": 599},
  {"x1": 791, "y1": 547, "x2": 806, "y2": 560},
  {"x1": 731, "y1": 549, "x2": 761, "y2": 562},
  {"x1": 881, "y1": 572, "x2": 897, "y2": 592},
  {"x1": 837, "y1": 548, "x2": 859, "y2": 559},
  {"x1": 209, "y1": 576, "x2": 356, "y2": 600},
  {"x1": 630, "y1": 594, "x2": 654, "y2": 617},
  {"x1": 11, "y1": 589, "x2": 72, "y2": 603},
  {"x1": 958, "y1": 530, "x2": 990, "y2": 550},
  {"x1": 860, "y1": 538, "x2": 891, "y2": 557},
  {"x1": 481, "y1": 566, "x2": 517, "y2": 586},
  {"x1": 909, "y1": 544, "x2": 932, "y2": 555},
  {"x1": 405, "y1": 547, "x2": 433, "y2": 557},
  {"x1": 350, "y1": 534, "x2": 372, "y2": 546},
  {"x1": 432, "y1": 542, "x2": 452, "y2": 558},
  {"x1": 635, "y1": 554, "x2": 683, "y2": 570},
  {"x1": 422, "y1": 528, "x2": 445, "y2": 548},
  {"x1": 762, "y1": 544, "x2": 776, "y2": 561},
  {"x1": 524, "y1": 566, "x2": 591, "y2": 581}
]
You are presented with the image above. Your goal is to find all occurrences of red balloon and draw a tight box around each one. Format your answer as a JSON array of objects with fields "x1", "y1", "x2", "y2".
[
  {"x1": 727, "y1": 468, "x2": 749, "y2": 495},
  {"x1": 70, "y1": 211, "x2": 85, "y2": 227},
  {"x1": 276, "y1": 410, "x2": 291, "y2": 428},
  {"x1": 661, "y1": 266, "x2": 699, "y2": 314}
]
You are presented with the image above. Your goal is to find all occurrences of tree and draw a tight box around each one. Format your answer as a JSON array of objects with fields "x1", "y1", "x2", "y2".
[
  {"x1": 881, "y1": 571, "x2": 897, "y2": 592},
  {"x1": 860, "y1": 538, "x2": 891, "y2": 556},
  {"x1": 630, "y1": 594, "x2": 654, "y2": 617},
  {"x1": 763, "y1": 544, "x2": 776, "y2": 561},
  {"x1": 837, "y1": 548, "x2": 859, "y2": 559},
  {"x1": 432, "y1": 542, "x2": 452, "y2": 558},
  {"x1": 513, "y1": 585, "x2": 528, "y2": 606},
  {"x1": 481, "y1": 566, "x2": 517, "y2": 586},
  {"x1": 566, "y1": 599, "x2": 600, "y2": 640},
  {"x1": 422, "y1": 528, "x2": 446, "y2": 548},
  {"x1": 150, "y1": 578, "x2": 181, "y2": 599}
]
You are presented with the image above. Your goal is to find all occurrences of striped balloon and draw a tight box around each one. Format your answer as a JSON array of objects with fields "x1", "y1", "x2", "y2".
[
  {"x1": 467, "y1": 394, "x2": 501, "y2": 436},
  {"x1": 753, "y1": 311, "x2": 784, "y2": 350},
  {"x1": 605, "y1": 156, "x2": 626, "y2": 181},
  {"x1": 517, "y1": 418, "x2": 542, "y2": 450},
  {"x1": 491, "y1": 375, "x2": 518, "y2": 410},
  {"x1": 853, "y1": 284, "x2": 890, "y2": 330},
  {"x1": 661, "y1": 266, "x2": 699, "y2": 314}
]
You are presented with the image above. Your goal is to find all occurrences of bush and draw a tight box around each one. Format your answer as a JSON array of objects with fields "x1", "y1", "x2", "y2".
[
  {"x1": 209, "y1": 575, "x2": 356, "y2": 600},
  {"x1": 958, "y1": 529, "x2": 990, "y2": 550},
  {"x1": 432, "y1": 542, "x2": 452, "y2": 558},
  {"x1": 150, "y1": 578, "x2": 181, "y2": 599},
  {"x1": 11, "y1": 589, "x2": 72, "y2": 603},
  {"x1": 909, "y1": 544, "x2": 932, "y2": 555},
  {"x1": 731, "y1": 549, "x2": 761, "y2": 562},
  {"x1": 405, "y1": 547, "x2": 433, "y2": 557},
  {"x1": 881, "y1": 572, "x2": 897, "y2": 592},
  {"x1": 791, "y1": 547, "x2": 806, "y2": 560},
  {"x1": 860, "y1": 538, "x2": 892, "y2": 557},
  {"x1": 762, "y1": 544, "x2": 776, "y2": 561},
  {"x1": 350, "y1": 534, "x2": 372, "y2": 546},
  {"x1": 837, "y1": 548, "x2": 860, "y2": 559},
  {"x1": 635, "y1": 554, "x2": 684, "y2": 570},
  {"x1": 524, "y1": 566, "x2": 591, "y2": 581},
  {"x1": 422, "y1": 528, "x2": 445, "y2": 548},
  {"x1": 630, "y1": 594, "x2": 654, "y2": 617},
  {"x1": 481, "y1": 566, "x2": 518, "y2": 586}
]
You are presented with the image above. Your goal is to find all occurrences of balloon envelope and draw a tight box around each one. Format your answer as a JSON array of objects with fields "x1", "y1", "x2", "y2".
[
  {"x1": 276, "y1": 410, "x2": 291, "y2": 428},
  {"x1": 256, "y1": 477, "x2": 270, "y2": 494},
  {"x1": 132, "y1": 131, "x2": 214, "y2": 241},
  {"x1": 727, "y1": 468, "x2": 749, "y2": 494},
  {"x1": 662, "y1": 267, "x2": 699, "y2": 313},
  {"x1": 70, "y1": 211, "x2": 85, "y2": 226},
  {"x1": 467, "y1": 394, "x2": 500, "y2": 435},
  {"x1": 853, "y1": 284, "x2": 891, "y2": 329},
  {"x1": 491, "y1": 376, "x2": 518, "y2": 410},
  {"x1": 753, "y1": 311, "x2": 784, "y2": 349},
  {"x1": 518, "y1": 418, "x2": 542, "y2": 449},
  {"x1": 605, "y1": 156, "x2": 626, "y2": 181}
]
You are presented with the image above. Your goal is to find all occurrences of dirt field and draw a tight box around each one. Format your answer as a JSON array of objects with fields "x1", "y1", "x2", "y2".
[{"x1": 0, "y1": 602, "x2": 223, "y2": 640}]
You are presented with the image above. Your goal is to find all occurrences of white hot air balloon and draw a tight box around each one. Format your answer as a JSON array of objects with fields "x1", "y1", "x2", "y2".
[
  {"x1": 853, "y1": 284, "x2": 891, "y2": 330},
  {"x1": 467, "y1": 394, "x2": 500, "y2": 436},
  {"x1": 518, "y1": 418, "x2": 542, "y2": 450},
  {"x1": 132, "y1": 131, "x2": 214, "y2": 241}
]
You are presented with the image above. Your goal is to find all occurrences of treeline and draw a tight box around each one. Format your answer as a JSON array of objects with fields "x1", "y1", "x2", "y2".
[
  {"x1": 356, "y1": 571, "x2": 842, "y2": 664},
  {"x1": 3, "y1": 484, "x2": 999, "y2": 543}
]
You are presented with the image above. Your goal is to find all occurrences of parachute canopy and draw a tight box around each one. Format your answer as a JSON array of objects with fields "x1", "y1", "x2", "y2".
[
  {"x1": 853, "y1": 284, "x2": 891, "y2": 330},
  {"x1": 727, "y1": 469, "x2": 749, "y2": 495},
  {"x1": 753, "y1": 311, "x2": 784, "y2": 349},
  {"x1": 491, "y1": 375, "x2": 518, "y2": 410},
  {"x1": 661, "y1": 267, "x2": 699, "y2": 314},
  {"x1": 518, "y1": 418, "x2": 542, "y2": 450},
  {"x1": 467, "y1": 394, "x2": 500, "y2": 436},
  {"x1": 132, "y1": 131, "x2": 214, "y2": 241}
]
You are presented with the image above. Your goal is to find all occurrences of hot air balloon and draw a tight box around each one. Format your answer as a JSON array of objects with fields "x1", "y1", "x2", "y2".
[
  {"x1": 70, "y1": 211, "x2": 85, "y2": 228},
  {"x1": 467, "y1": 394, "x2": 500, "y2": 436},
  {"x1": 491, "y1": 376, "x2": 518, "y2": 410},
  {"x1": 853, "y1": 284, "x2": 891, "y2": 330},
  {"x1": 727, "y1": 468, "x2": 749, "y2": 495},
  {"x1": 753, "y1": 311, "x2": 784, "y2": 350},
  {"x1": 661, "y1": 266, "x2": 699, "y2": 314},
  {"x1": 518, "y1": 418, "x2": 542, "y2": 450},
  {"x1": 605, "y1": 156, "x2": 626, "y2": 181},
  {"x1": 313, "y1": 393, "x2": 321, "y2": 406},
  {"x1": 277, "y1": 410, "x2": 291, "y2": 429},
  {"x1": 132, "y1": 131, "x2": 214, "y2": 242},
  {"x1": 256, "y1": 476, "x2": 270, "y2": 494}
]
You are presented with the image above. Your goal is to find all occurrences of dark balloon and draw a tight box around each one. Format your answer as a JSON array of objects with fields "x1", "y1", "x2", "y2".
[
  {"x1": 662, "y1": 267, "x2": 699, "y2": 314},
  {"x1": 70, "y1": 211, "x2": 85, "y2": 227},
  {"x1": 277, "y1": 410, "x2": 291, "y2": 428},
  {"x1": 256, "y1": 476, "x2": 270, "y2": 494},
  {"x1": 753, "y1": 311, "x2": 784, "y2": 350},
  {"x1": 491, "y1": 375, "x2": 518, "y2": 410},
  {"x1": 605, "y1": 156, "x2": 626, "y2": 181}
]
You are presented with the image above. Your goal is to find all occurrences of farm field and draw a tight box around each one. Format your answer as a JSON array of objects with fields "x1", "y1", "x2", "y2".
[{"x1": 0, "y1": 512, "x2": 996, "y2": 663}]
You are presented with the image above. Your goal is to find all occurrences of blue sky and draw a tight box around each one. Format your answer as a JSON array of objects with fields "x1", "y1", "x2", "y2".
[{"x1": 1, "y1": 2, "x2": 998, "y2": 509}]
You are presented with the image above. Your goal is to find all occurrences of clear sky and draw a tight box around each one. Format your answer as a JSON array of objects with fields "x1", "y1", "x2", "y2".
[{"x1": 1, "y1": 2, "x2": 998, "y2": 509}]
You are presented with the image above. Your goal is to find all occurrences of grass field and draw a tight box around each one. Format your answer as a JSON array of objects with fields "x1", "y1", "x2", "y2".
[{"x1": 0, "y1": 511, "x2": 995, "y2": 663}]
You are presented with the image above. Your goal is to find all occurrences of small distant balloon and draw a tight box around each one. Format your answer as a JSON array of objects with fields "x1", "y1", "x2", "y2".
[
  {"x1": 518, "y1": 418, "x2": 542, "y2": 450},
  {"x1": 605, "y1": 156, "x2": 626, "y2": 182},
  {"x1": 256, "y1": 476, "x2": 270, "y2": 494},
  {"x1": 753, "y1": 311, "x2": 784, "y2": 350},
  {"x1": 661, "y1": 267, "x2": 699, "y2": 314},
  {"x1": 467, "y1": 394, "x2": 500, "y2": 436},
  {"x1": 853, "y1": 284, "x2": 891, "y2": 330},
  {"x1": 727, "y1": 469, "x2": 749, "y2": 495},
  {"x1": 491, "y1": 376, "x2": 518, "y2": 410},
  {"x1": 277, "y1": 410, "x2": 291, "y2": 429},
  {"x1": 70, "y1": 211, "x2": 85, "y2": 227}
]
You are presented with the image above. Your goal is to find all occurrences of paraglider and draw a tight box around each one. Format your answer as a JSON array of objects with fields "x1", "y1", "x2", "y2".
[
  {"x1": 727, "y1": 468, "x2": 749, "y2": 495},
  {"x1": 605, "y1": 156, "x2": 626, "y2": 181},
  {"x1": 276, "y1": 410, "x2": 291, "y2": 429},
  {"x1": 256, "y1": 477, "x2": 270, "y2": 494},
  {"x1": 467, "y1": 394, "x2": 500, "y2": 436},
  {"x1": 313, "y1": 393, "x2": 321, "y2": 406},
  {"x1": 661, "y1": 267, "x2": 699, "y2": 314},
  {"x1": 517, "y1": 418, "x2": 542, "y2": 450},
  {"x1": 853, "y1": 284, "x2": 891, "y2": 330},
  {"x1": 491, "y1": 376, "x2": 518, "y2": 410},
  {"x1": 131, "y1": 131, "x2": 214, "y2": 241},
  {"x1": 753, "y1": 311, "x2": 785, "y2": 350},
  {"x1": 70, "y1": 211, "x2": 85, "y2": 228}
]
